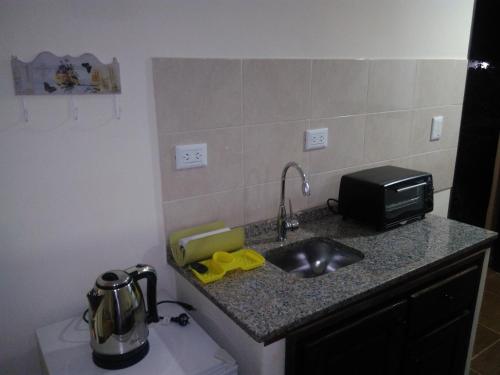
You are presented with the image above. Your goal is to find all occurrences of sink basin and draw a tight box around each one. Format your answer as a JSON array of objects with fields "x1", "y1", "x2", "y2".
[{"x1": 265, "y1": 237, "x2": 364, "y2": 278}]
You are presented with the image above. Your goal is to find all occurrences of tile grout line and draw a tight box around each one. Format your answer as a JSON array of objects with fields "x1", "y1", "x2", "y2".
[
  {"x1": 412, "y1": 60, "x2": 420, "y2": 113},
  {"x1": 470, "y1": 275, "x2": 500, "y2": 368},
  {"x1": 308, "y1": 59, "x2": 313, "y2": 120},
  {"x1": 161, "y1": 105, "x2": 463, "y2": 136},
  {"x1": 163, "y1": 147, "x2": 458, "y2": 205},
  {"x1": 361, "y1": 60, "x2": 370, "y2": 163},
  {"x1": 240, "y1": 59, "x2": 248, "y2": 224},
  {"x1": 408, "y1": 60, "x2": 419, "y2": 158},
  {"x1": 478, "y1": 321, "x2": 500, "y2": 336},
  {"x1": 471, "y1": 336, "x2": 500, "y2": 360},
  {"x1": 306, "y1": 60, "x2": 313, "y2": 208},
  {"x1": 485, "y1": 289, "x2": 500, "y2": 299},
  {"x1": 362, "y1": 60, "x2": 372, "y2": 163}
]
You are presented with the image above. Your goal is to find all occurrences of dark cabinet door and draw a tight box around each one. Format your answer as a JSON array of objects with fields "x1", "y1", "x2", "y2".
[
  {"x1": 286, "y1": 252, "x2": 484, "y2": 375},
  {"x1": 287, "y1": 301, "x2": 408, "y2": 375},
  {"x1": 405, "y1": 311, "x2": 472, "y2": 375}
]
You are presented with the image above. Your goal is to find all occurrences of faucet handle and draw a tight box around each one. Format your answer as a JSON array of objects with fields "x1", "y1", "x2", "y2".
[{"x1": 288, "y1": 199, "x2": 294, "y2": 219}]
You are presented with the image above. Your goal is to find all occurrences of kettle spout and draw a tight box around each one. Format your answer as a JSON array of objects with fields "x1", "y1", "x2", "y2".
[{"x1": 87, "y1": 289, "x2": 103, "y2": 314}]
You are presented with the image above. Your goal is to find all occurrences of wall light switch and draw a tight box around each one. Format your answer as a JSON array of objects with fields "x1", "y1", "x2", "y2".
[
  {"x1": 430, "y1": 116, "x2": 444, "y2": 141},
  {"x1": 305, "y1": 128, "x2": 328, "y2": 150},
  {"x1": 175, "y1": 143, "x2": 207, "y2": 170}
]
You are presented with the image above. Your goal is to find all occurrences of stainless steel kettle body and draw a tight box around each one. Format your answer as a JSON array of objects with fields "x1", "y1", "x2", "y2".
[{"x1": 87, "y1": 264, "x2": 159, "y2": 369}]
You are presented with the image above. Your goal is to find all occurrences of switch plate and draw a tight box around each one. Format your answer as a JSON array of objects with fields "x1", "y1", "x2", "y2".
[
  {"x1": 175, "y1": 143, "x2": 208, "y2": 170},
  {"x1": 305, "y1": 128, "x2": 328, "y2": 150},
  {"x1": 430, "y1": 116, "x2": 443, "y2": 141}
]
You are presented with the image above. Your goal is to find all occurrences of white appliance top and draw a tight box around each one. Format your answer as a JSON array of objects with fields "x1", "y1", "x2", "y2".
[{"x1": 36, "y1": 292, "x2": 237, "y2": 375}]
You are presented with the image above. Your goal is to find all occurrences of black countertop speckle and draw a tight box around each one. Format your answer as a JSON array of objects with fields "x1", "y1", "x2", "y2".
[{"x1": 168, "y1": 210, "x2": 497, "y2": 344}]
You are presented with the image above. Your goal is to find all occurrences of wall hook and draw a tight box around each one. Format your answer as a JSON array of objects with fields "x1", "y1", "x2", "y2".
[
  {"x1": 20, "y1": 97, "x2": 29, "y2": 122},
  {"x1": 70, "y1": 95, "x2": 78, "y2": 121},
  {"x1": 113, "y1": 95, "x2": 121, "y2": 120}
]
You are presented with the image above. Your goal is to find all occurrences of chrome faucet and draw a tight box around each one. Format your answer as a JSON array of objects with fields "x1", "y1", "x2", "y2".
[{"x1": 277, "y1": 161, "x2": 311, "y2": 242}]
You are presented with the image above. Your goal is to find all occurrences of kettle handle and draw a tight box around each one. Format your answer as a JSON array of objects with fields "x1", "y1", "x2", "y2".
[{"x1": 126, "y1": 264, "x2": 160, "y2": 323}]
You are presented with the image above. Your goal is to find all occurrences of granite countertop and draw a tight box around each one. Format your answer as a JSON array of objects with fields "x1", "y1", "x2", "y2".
[{"x1": 168, "y1": 209, "x2": 497, "y2": 344}]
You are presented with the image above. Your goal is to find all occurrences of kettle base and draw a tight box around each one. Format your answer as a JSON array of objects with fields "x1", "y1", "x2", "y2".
[{"x1": 92, "y1": 341, "x2": 149, "y2": 369}]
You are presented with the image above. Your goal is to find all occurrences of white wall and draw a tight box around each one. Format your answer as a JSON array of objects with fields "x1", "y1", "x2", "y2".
[
  {"x1": 0, "y1": 0, "x2": 473, "y2": 374},
  {"x1": 433, "y1": 189, "x2": 452, "y2": 217}
]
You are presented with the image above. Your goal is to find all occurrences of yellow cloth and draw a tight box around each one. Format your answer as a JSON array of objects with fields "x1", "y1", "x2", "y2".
[{"x1": 169, "y1": 221, "x2": 245, "y2": 266}]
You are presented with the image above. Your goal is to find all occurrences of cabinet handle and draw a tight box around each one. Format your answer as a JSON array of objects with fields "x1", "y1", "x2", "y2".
[
  {"x1": 444, "y1": 293, "x2": 455, "y2": 301},
  {"x1": 395, "y1": 182, "x2": 427, "y2": 193},
  {"x1": 397, "y1": 317, "x2": 407, "y2": 326}
]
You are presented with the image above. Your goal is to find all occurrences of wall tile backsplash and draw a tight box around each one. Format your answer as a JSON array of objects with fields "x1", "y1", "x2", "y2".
[
  {"x1": 243, "y1": 121, "x2": 308, "y2": 185},
  {"x1": 363, "y1": 110, "x2": 413, "y2": 163},
  {"x1": 153, "y1": 58, "x2": 466, "y2": 235},
  {"x1": 414, "y1": 60, "x2": 467, "y2": 108},
  {"x1": 242, "y1": 59, "x2": 310, "y2": 124},
  {"x1": 310, "y1": 59, "x2": 369, "y2": 118},
  {"x1": 366, "y1": 60, "x2": 417, "y2": 113},
  {"x1": 153, "y1": 58, "x2": 242, "y2": 133}
]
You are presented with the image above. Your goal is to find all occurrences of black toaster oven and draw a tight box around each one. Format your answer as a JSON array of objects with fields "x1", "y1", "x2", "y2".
[{"x1": 338, "y1": 166, "x2": 434, "y2": 230}]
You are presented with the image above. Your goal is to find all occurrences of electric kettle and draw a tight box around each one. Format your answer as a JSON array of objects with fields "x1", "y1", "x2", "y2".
[{"x1": 86, "y1": 264, "x2": 159, "y2": 369}]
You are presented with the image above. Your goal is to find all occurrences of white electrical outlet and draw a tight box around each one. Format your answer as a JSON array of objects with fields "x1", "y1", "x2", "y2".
[
  {"x1": 305, "y1": 128, "x2": 328, "y2": 150},
  {"x1": 430, "y1": 116, "x2": 444, "y2": 141},
  {"x1": 175, "y1": 143, "x2": 208, "y2": 170}
]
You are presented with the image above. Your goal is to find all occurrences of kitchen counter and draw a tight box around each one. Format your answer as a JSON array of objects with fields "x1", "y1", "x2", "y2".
[{"x1": 168, "y1": 209, "x2": 497, "y2": 344}]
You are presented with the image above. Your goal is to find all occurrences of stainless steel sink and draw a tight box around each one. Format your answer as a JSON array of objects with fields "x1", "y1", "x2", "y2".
[{"x1": 265, "y1": 237, "x2": 364, "y2": 278}]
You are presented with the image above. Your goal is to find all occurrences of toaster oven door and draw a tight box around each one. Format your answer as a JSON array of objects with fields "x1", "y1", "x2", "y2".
[{"x1": 384, "y1": 181, "x2": 428, "y2": 221}]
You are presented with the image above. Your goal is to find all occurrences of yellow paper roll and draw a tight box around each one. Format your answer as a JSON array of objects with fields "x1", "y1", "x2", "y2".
[{"x1": 169, "y1": 222, "x2": 245, "y2": 267}]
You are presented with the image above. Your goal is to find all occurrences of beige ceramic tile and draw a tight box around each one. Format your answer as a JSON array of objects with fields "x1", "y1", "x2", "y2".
[
  {"x1": 366, "y1": 157, "x2": 413, "y2": 170},
  {"x1": 367, "y1": 60, "x2": 417, "y2": 113},
  {"x1": 309, "y1": 115, "x2": 366, "y2": 173},
  {"x1": 471, "y1": 337, "x2": 500, "y2": 374},
  {"x1": 414, "y1": 60, "x2": 467, "y2": 108},
  {"x1": 243, "y1": 121, "x2": 308, "y2": 186},
  {"x1": 243, "y1": 59, "x2": 310, "y2": 124},
  {"x1": 486, "y1": 269, "x2": 500, "y2": 297},
  {"x1": 153, "y1": 58, "x2": 242, "y2": 133},
  {"x1": 473, "y1": 324, "x2": 500, "y2": 355},
  {"x1": 164, "y1": 189, "x2": 244, "y2": 235},
  {"x1": 409, "y1": 148, "x2": 457, "y2": 191},
  {"x1": 244, "y1": 179, "x2": 309, "y2": 223},
  {"x1": 364, "y1": 111, "x2": 412, "y2": 163},
  {"x1": 410, "y1": 105, "x2": 462, "y2": 154},
  {"x1": 311, "y1": 59, "x2": 369, "y2": 118},
  {"x1": 390, "y1": 158, "x2": 413, "y2": 169},
  {"x1": 480, "y1": 291, "x2": 500, "y2": 333},
  {"x1": 308, "y1": 171, "x2": 343, "y2": 208},
  {"x1": 160, "y1": 128, "x2": 243, "y2": 201},
  {"x1": 307, "y1": 165, "x2": 367, "y2": 208}
]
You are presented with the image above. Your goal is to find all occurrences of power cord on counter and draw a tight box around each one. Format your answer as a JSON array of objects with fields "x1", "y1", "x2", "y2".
[
  {"x1": 82, "y1": 300, "x2": 195, "y2": 325},
  {"x1": 327, "y1": 198, "x2": 339, "y2": 214},
  {"x1": 157, "y1": 300, "x2": 195, "y2": 311}
]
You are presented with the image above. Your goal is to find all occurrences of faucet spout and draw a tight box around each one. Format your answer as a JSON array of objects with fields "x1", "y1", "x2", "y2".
[
  {"x1": 280, "y1": 161, "x2": 311, "y2": 199},
  {"x1": 277, "y1": 162, "x2": 311, "y2": 242}
]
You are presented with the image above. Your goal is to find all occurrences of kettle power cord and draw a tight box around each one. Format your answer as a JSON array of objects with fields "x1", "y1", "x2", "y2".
[
  {"x1": 82, "y1": 300, "x2": 195, "y2": 324},
  {"x1": 157, "y1": 299, "x2": 195, "y2": 311}
]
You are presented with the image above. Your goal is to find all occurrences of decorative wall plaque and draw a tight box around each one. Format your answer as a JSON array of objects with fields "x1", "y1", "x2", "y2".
[{"x1": 11, "y1": 52, "x2": 121, "y2": 95}]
